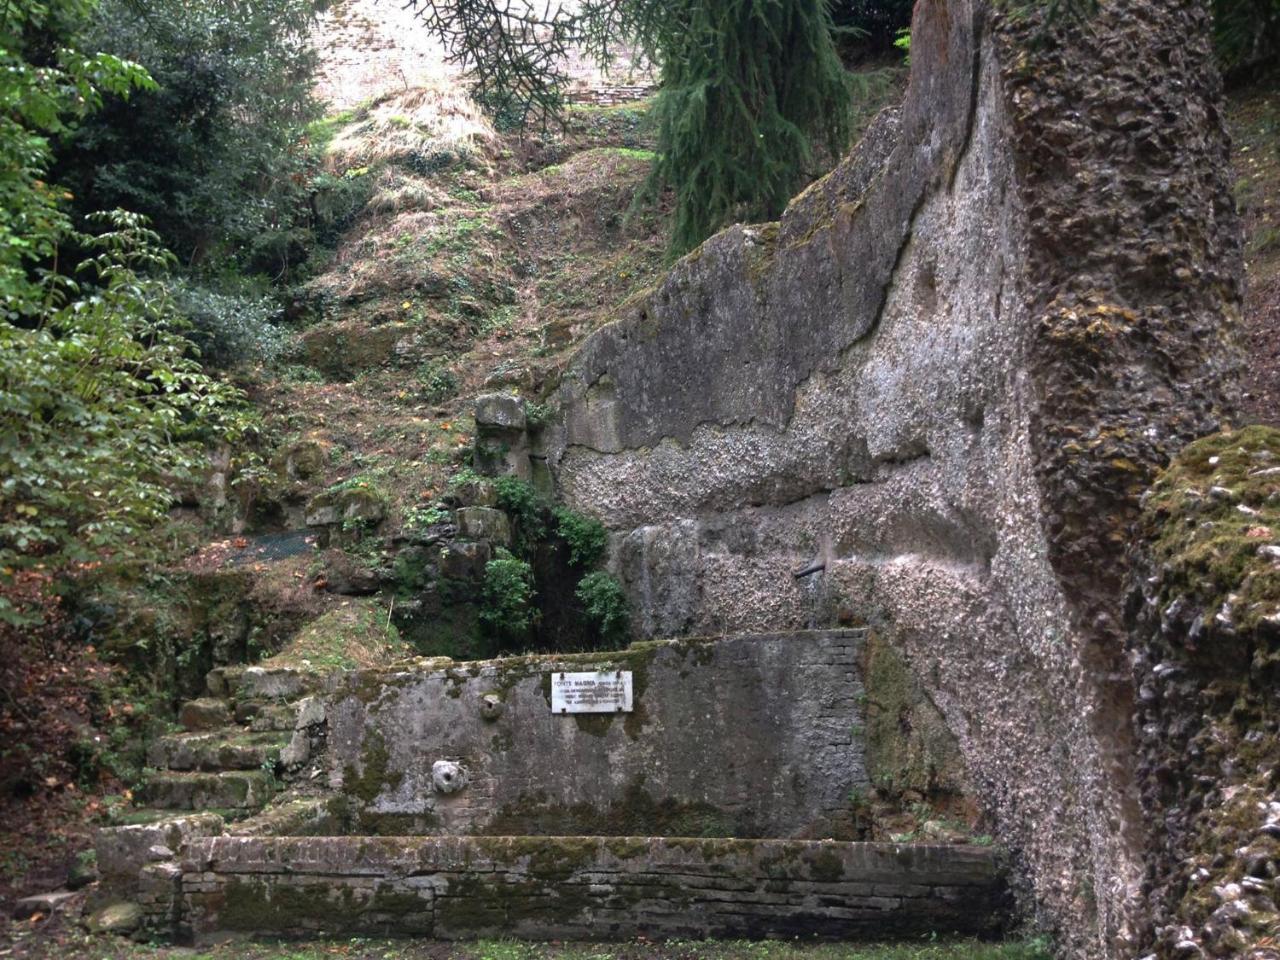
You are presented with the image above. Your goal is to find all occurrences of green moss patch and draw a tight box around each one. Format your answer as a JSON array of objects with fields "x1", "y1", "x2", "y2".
[
  {"x1": 1142, "y1": 425, "x2": 1280, "y2": 642},
  {"x1": 263, "y1": 599, "x2": 405, "y2": 671}
]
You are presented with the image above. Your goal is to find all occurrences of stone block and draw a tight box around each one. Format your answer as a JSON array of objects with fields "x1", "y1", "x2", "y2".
[
  {"x1": 451, "y1": 475, "x2": 497, "y2": 508},
  {"x1": 325, "y1": 631, "x2": 868, "y2": 838},
  {"x1": 178, "y1": 698, "x2": 231, "y2": 732},
  {"x1": 474, "y1": 394, "x2": 526, "y2": 431},
  {"x1": 295, "y1": 696, "x2": 326, "y2": 729},
  {"x1": 304, "y1": 502, "x2": 341, "y2": 527},
  {"x1": 455, "y1": 506, "x2": 511, "y2": 546},
  {"x1": 238, "y1": 666, "x2": 315, "y2": 701},
  {"x1": 87, "y1": 900, "x2": 142, "y2": 935},
  {"x1": 439, "y1": 541, "x2": 491, "y2": 580},
  {"x1": 280, "y1": 729, "x2": 310, "y2": 769},
  {"x1": 175, "y1": 835, "x2": 1005, "y2": 941},
  {"x1": 139, "y1": 771, "x2": 277, "y2": 811},
  {"x1": 147, "y1": 731, "x2": 288, "y2": 772},
  {"x1": 97, "y1": 814, "x2": 224, "y2": 892}
]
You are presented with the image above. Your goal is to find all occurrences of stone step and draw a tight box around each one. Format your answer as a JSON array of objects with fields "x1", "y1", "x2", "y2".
[
  {"x1": 138, "y1": 770, "x2": 278, "y2": 811},
  {"x1": 147, "y1": 731, "x2": 290, "y2": 772},
  {"x1": 214, "y1": 665, "x2": 322, "y2": 702},
  {"x1": 179, "y1": 697, "x2": 232, "y2": 732},
  {"x1": 234, "y1": 700, "x2": 297, "y2": 732}
]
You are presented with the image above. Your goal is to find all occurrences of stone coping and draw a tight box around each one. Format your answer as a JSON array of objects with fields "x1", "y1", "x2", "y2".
[{"x1": 333, "y1": 627, "x2": 869, "y2": 682}]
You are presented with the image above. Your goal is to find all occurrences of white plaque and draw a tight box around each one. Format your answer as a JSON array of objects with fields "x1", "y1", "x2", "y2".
[{"x1": 550, "y1": 671, "x2": 633, "y2": 714}]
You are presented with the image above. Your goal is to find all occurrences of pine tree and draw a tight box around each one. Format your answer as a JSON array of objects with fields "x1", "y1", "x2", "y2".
[{"x1": 413, "y1": 0, "x2": 851, "y2": 254}]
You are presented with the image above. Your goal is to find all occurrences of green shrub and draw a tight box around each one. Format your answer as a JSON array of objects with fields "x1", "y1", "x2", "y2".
[
  {"x1": 480, "y1": 548, "x2": 535, "y2": 639},
  {"x1": 414, "y1": 360, "x2": 459, "y2": 404},
  {"x1": 403, "y1": 504, "x2": 451, "y2": 536},
  {"x1": 311, "y1": 167, "x2": 375, "y2": 246},
  {"x1": 575, "y1": 571, "x2": 630, "y2": 645},
  {"x1": 447, "y1": 467, "x2": 485, "y2": 492},
  {"x1": 554, "y1": 507, "x2": 608, "y2": 568},
  {"x1": 525, "y1": 401, "x2": 553, "y2": 429},
  {"x1": 0, "y1": 213, "x2": 256, "y2": 625},
  {"x1": 0, "y1": 0, "x2": 153, "y2": 321},
  {"x1": 493, "y1": 475, "x2": 547, "y2": 548},
  {"x1": 63, "y1": 0, "x2": 321, "y2": 274},
  {"x1": 169, "y1": 280, "x2": 291, "y2": 368}
]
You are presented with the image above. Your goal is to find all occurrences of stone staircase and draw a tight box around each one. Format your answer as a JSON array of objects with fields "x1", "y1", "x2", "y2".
[{"x1": 128, "y1": 665, "x2": 323, "y2": 819}]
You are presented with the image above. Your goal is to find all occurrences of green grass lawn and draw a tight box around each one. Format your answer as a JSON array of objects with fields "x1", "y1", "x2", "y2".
[{"x1": 3, "y1": 935, "x2": 1052, "y2": 960}]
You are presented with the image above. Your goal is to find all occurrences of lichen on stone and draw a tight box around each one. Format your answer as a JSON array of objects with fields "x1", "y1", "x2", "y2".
[{"x1": 1128, "y1": 425, "x2": 1280, "y2": 958}]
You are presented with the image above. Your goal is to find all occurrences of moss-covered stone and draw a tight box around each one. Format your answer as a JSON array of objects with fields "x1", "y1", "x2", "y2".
[
  {"x1": 482, "y1": 779, "x2": 738, "y2": 838},
  {"x1": 862, "y1": 629, "x2": 967, "y2": 802},
  {"x1": 1129, "y1": 426, "x2": 1280, "y2": 957},
  {"x1": 263, "y1": 599, "x2": 405, "y2": 671},
  {"x1": 343, "y1": 729, "x2": 403, "y2": 806}
]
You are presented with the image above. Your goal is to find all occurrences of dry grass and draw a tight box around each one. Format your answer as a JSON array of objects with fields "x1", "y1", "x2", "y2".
[{"x1": 326, "y1": 83, "x2": 497, "y2": 173}]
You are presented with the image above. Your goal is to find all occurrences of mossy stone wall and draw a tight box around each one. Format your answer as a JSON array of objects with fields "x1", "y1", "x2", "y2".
[
  {"x1": 179, "y1": 835, "x2": 1007, "y2": 941},
  {"x1": 324, "y1": 630, "x2": 867, "y2": 838}
]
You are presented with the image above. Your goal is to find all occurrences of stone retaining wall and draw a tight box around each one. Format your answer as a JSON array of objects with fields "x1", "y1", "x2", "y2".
[
  {"x1": 326, "y1": 630, "x2": 868, "y2": 839},
  {"x1": 179, "y1": 836, "x2": 1006, "y2": 941},
  {"x1": 565, "y1": 84, "x2": 656, "y2": 106}
]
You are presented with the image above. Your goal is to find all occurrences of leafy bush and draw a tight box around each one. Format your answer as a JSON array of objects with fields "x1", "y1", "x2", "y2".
[
  {"x1": 493, "y1": 475, "x2": 547, "y2": 548},
  {"x1": 169, "y1": 280, "x2": 291, "y2": 368},
  {"x1": 0, "y1": 0, "x2": 153, "y2": 320},
  {"x1": 414, "y1": 360, "x2": 459, "y2": 403},
  {"x1": 554, "y1": 507, "x2": 608, "y2": 568},
  {"x1": 60, "y1": 0, "x2": 321, "y2": 274},
  {"x1": 575, "y1": 571, "x2": 630, "y2": 644},
  {"x1": 311, "y1": 167, "x2": 375, "y2": 246},
  {"x1": 403, "y1": 504, "x2": 452, "y2": 536},
  {"x1": 525, "y1": 401, "x2": 553, "y2": 429},
  {"x1": 0, "y1": 213, "x2": 256, "y2": 625},
  {"x1": 480, "y1": 548, "x2": 535, "y2": 639}
]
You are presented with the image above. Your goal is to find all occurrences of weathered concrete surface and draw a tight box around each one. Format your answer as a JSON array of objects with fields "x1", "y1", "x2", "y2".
[
  {"x1": 326, "y1": 631, "x2": 866, "y2": 838},
  {"x1": 543, "y1": 1, "x2": 1242, "y2": 956},
  {"x1": 180, "y1": 835, "x2": 1005, "y2": 941}
]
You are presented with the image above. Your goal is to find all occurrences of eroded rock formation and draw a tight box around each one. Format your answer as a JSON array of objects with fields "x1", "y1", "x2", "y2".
[{"x1": 544, "y1": 1, "x2": 1242, "y2": 955}]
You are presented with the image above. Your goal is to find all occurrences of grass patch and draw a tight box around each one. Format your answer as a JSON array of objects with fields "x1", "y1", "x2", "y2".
[
  {"x1": 261, "y1": 599, "x2": 405, "y2": 671},
  {"x1": 16, "y1": 937, "x2": 1052, "y2": 960}
]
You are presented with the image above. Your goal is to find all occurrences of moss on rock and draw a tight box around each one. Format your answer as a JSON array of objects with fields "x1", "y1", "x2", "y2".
[{"x1": 1129, "y1": 425, "x2": 1280, "y2": 957}]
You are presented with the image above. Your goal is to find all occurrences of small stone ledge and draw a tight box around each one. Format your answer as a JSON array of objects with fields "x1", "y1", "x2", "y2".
[{"x1": 178, "y1": 835, "x2": 1006, "y2": 941}]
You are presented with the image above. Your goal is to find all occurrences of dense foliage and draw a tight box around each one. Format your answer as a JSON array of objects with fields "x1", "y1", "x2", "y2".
[
  {"x1": 480, "y1": 547, "x2": 536, "y2": 640},
  {"x1": 57, "y1": 0, "x2": 321, "y2": 275},
  {"x1": 0, "y1": 0, "x2": 151, "y2": 319},
  {"x1": 0, "y1": 1, "x2": 258, "y2": 625},
  {"x1": 0, "y1": 215, "x2": 255, "y2": 625},
  {"x1": 553, "y1": 506, "x2": 608, "y2": 568},
  {"x1": 575, "y1": 570, "x2": 629, "y2": 644}
]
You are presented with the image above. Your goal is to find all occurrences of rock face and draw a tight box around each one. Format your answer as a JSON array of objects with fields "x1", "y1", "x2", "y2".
[
  {"x1": 544, "y1": 1, "x2": 1241, "y2": 955},
  {"x1": 1126, "y1": 427, "x2": 1280, "y2": 959}
]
